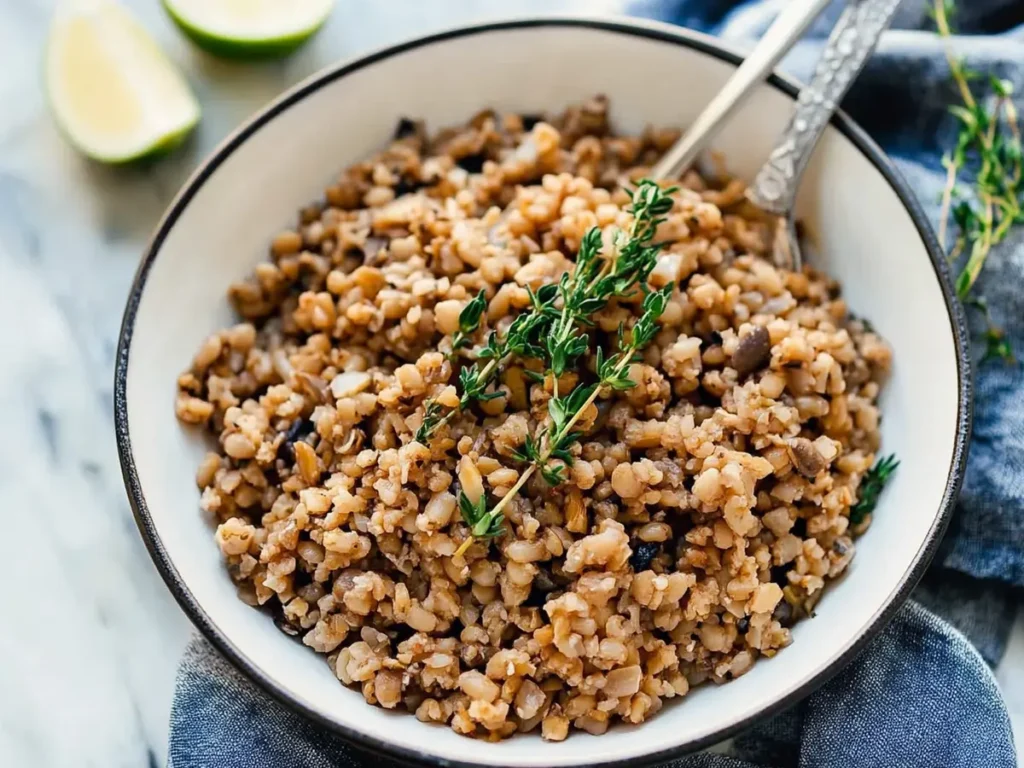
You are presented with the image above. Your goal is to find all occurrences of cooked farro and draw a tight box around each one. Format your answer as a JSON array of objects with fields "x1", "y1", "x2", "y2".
[{"x1": 176, "y1": 97, "x2": 892, "y2": 741}]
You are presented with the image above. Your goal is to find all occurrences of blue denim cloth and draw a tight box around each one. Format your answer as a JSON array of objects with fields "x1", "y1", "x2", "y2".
[
  {"x1": 170, "y1": 2, "x2": 1023, "y2": 765},
  {"x1": 171, "y1": 603, "x2": 1012, "y2": 768}
]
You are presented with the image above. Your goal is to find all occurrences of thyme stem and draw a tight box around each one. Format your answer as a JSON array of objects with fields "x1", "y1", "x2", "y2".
[{"x1": 937, "y1": 159, "x2": 957, "y2": 251}]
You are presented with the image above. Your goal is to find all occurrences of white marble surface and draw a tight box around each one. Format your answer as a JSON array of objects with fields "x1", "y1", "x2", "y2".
[{"x1": 0, "y1": 1, "x2": 1021, "y2": 766}]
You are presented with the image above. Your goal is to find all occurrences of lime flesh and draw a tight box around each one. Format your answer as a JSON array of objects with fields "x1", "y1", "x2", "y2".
[{"x1": 47, "y1": 0, "x2": 200, "y2": 163}]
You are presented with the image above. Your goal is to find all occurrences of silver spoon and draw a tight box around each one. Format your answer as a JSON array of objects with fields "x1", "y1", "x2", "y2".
[
  {"x1": 652, "y1": 0, "x2": 833, "y2": 178},
  {"x1": 747, "y1": 0, "x2": 902, "y2": 270},
  {"x1": 652, "y1": 0, "x2": 902, "y2": 271}
]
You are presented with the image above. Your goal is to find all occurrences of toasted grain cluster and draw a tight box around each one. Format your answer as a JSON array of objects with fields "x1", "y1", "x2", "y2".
[{"x1": 176, "y1": 97, "x2": 892, "y2": 741}]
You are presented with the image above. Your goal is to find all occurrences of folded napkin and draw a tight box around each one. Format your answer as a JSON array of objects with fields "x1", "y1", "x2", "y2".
[{"x1": 169, "y1": 1, "x2": 1022, "y2": 765}]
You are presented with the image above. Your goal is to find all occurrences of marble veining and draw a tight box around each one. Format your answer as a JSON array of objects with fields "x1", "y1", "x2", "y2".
[{"x1": 0, "y1": 1, "x2": 1021, "y2": 766}]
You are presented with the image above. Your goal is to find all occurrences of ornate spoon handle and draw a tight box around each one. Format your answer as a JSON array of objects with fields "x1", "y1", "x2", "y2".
[
  {"x1": 747, "y1": 0, "x2": 902, "y2": 215},
  {"x1": 649, "y1": 0, "x2": 831, "y2": 181}
]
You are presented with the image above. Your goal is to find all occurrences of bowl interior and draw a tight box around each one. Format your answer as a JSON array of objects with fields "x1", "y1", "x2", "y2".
[{"x1": 119, "y1": 20, "x2": 964, "y2": 768}]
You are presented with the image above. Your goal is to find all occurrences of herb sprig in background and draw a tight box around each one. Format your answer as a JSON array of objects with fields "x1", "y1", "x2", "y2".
[{"x1": 934, "y1": 0, "x2": 1019, "y2": 363}]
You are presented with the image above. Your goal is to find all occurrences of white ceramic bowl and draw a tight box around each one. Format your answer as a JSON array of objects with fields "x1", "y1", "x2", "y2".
[{"x1": 115, "y1": 16, "x2": 971, "y2": 767}]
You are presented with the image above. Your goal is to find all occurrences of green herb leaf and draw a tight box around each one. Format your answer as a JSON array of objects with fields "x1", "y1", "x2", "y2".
[
  {"x1": 451, "y1": 291, "x2": 488, "y2": 351},
  {"x1": 982, "y1": 326, "x2": 1014, "y2": 364},
  {"x1": 541, "y1": 464, "x2": 567, "y2": 486},
  {"x1": 849, "y1": 455, "x2": 900, "y2": 526},
  {"x1": 547, "y1": 395, "x2": 566, "y2": 428},
  {"x1": 458, "y1": 490, "x2": 504, "y2": 539},
  {"x1": 415, "y1": 400, "x2": 444, "y2": 444},
  {"x1": 458, "y1": 291, "x2": 486, "y2": 334},
  {"x1": 563, "y1": 383, "x2": 597, "y2": 419},
  {"x1": 989, "y1": 75, "x2": 1014, "y2": 98},
  {"x1": 532, "y1": 283, "x2": 559, "y2": 306}
]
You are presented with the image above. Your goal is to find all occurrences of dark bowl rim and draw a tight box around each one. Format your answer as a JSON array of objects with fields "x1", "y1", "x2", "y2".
[{"x1": 114, "y1": 15, "x2": 972, "y2": 768}]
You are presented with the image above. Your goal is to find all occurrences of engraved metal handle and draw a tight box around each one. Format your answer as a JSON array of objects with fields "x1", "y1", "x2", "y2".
[
  {"x1": 650, "y1": 0, "x2": 831, "y2": 181},
  {"x1": 747, "y1": 0, "x2": 901, "y2": 214}
]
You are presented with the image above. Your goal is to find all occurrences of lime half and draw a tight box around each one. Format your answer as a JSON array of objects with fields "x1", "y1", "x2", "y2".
[
  {"x1": 46, "y1": 0, "x2": 200, "y2": 164},
  {"x1": 163, "y1": 0, "x2": 335, "y2": 59}
]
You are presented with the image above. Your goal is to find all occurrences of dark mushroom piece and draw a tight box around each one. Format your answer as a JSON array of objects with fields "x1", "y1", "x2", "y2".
[
  {"x1": 731, "y1": 325, "x2": 772, "y2": 377},
  {"x1": 772, "y1": 599, "x2": 795, "y2": 628},
  {"x1": 392, "y1": 176, "x2": 424, "y2": 197},
  {"x1": 520, "y1": 113, "x2": 544, "y2": 131},
  {"x1": 629, "y1": 541, "x2": 660, "y2": 571},
  {"x1": 392, "y1": 116, "x2": 419, "y2": 140},
  {"x1": 274, "y1": 615, "x2": 301, "y2": 637},
  {"x1": 277, "y1": 417, "x2": 315, "y2": 462},
  {"x1": 787, "y1": 437, "x2": 826, "y2": 478},
  {"x1": 456, "y1": 152, "x2": 487, "y2": 174}
]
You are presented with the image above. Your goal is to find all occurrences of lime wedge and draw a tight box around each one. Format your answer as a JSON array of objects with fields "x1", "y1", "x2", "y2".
[
  {"x1": 162, "y1": 0, "x2": 335, "y2": 59},
  {"x1": 46, "y1": 0, "x2": 200, "y2": 164}
]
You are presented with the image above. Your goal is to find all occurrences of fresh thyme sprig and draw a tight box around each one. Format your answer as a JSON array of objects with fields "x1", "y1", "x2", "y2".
[
  {"x1": 417, "y1": 180, "x2": 676, "y2": 447},
  {"x1": 449, "y1": 182, "x2": 677, "y2": 555},
  {"x1": 933, "y1": 0, "x2": 1018, "y2": 362},
  {"x1": 545, "y1": 182, "x2": 676, "y2": 377},
  {"x1": 415, "y1": 286, "x2": 558, "y2": 443},
  {"x1": 849, "y1": 454, "x2": 900, "y2": 527},
  {"x1": 454, "y1": 282, "x2": 675, "y2": 557}
]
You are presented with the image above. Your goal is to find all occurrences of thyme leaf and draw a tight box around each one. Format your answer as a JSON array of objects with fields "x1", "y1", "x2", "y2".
[
  {"x1": 451, "y1": 290, "x2": 487, "y2": 352},
  {"x1": 414, "y1": 400, "x2": 445, "y2": 444},
  {"x1": 849, "y1": 454, "x2": 900, "y2": 526},
  {"x1": 457, "y1": 491, "x2": 504, "y2": 539}
]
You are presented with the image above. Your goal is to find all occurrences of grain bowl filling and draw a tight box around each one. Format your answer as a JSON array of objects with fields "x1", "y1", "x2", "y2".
[{"x1": 174, "y1": 97, "x2": 893, "y2": 741}]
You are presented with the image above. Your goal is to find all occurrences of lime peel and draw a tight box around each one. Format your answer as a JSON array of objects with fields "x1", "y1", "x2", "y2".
[{"x1": 162, "y1": 0, "x2": 335, "y2": 59}]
